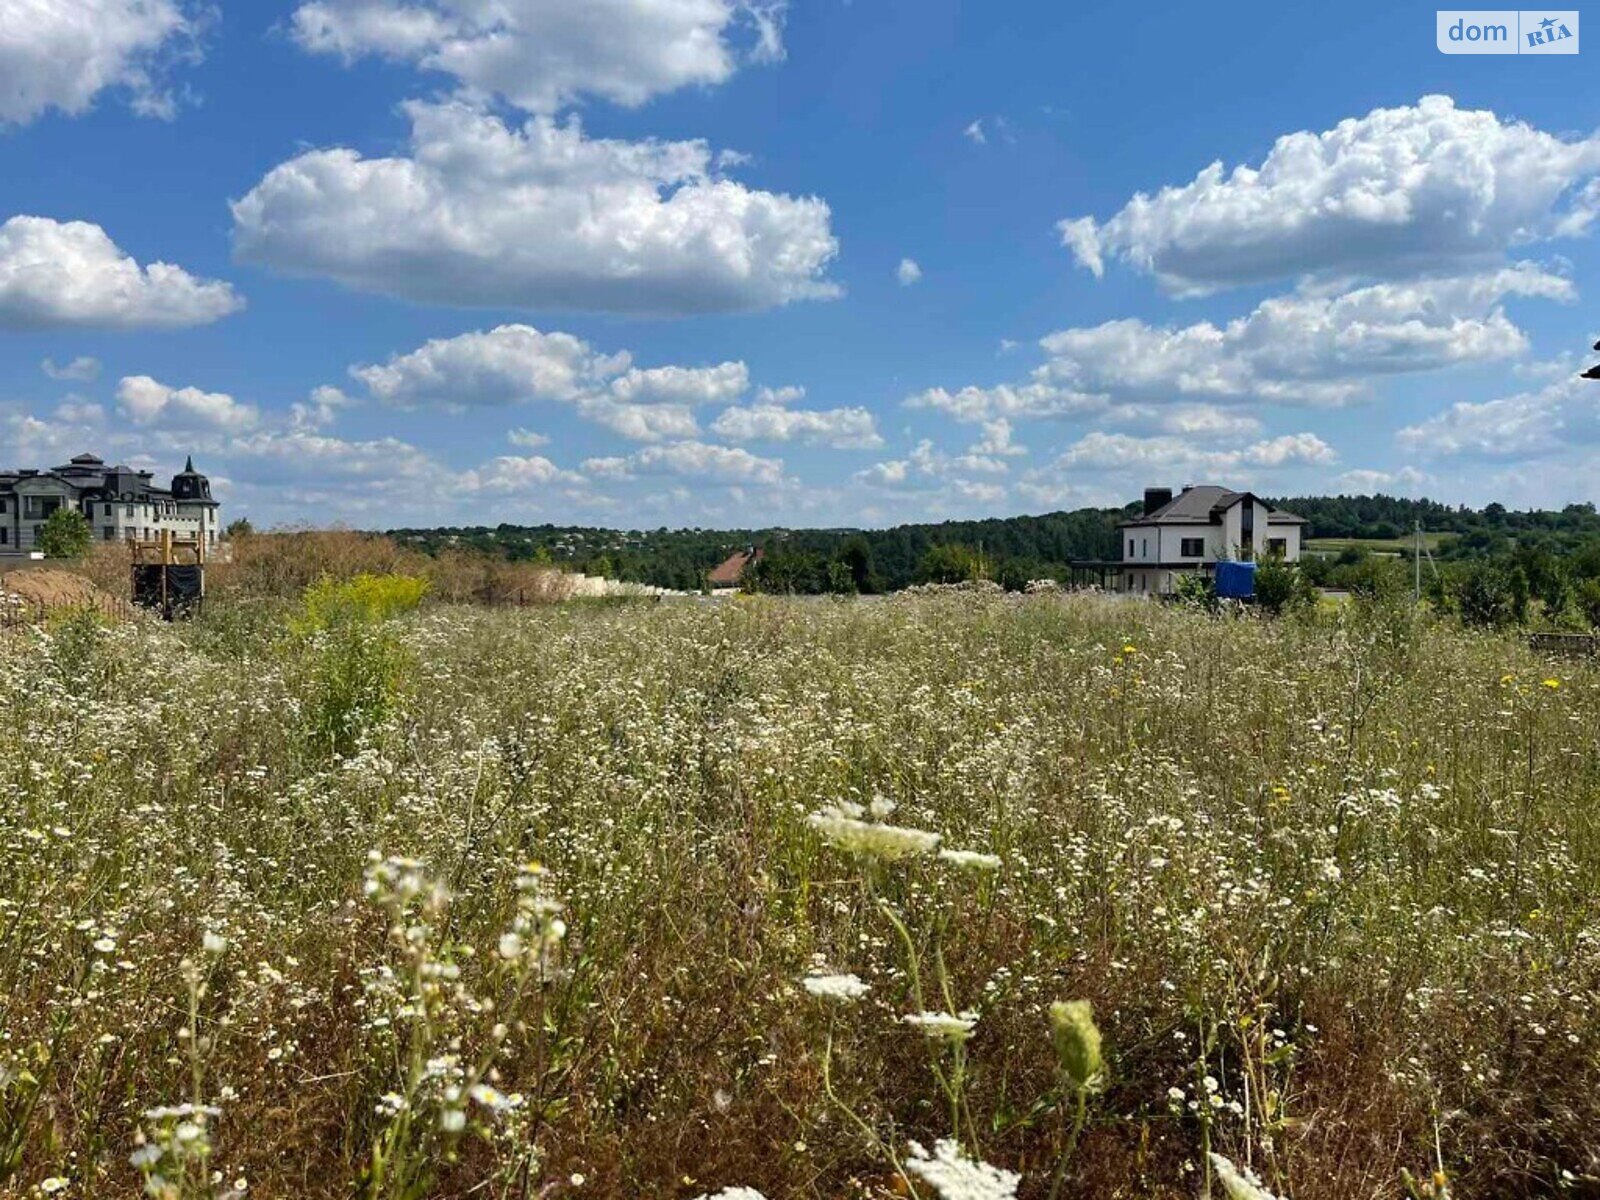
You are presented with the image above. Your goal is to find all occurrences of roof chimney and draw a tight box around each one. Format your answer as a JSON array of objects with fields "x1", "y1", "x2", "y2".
[{"x1": 1143, "y1": 487, "x2": 1173, "y2": 516}]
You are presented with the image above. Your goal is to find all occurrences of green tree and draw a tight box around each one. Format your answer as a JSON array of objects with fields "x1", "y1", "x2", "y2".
[
  {"x1": 1451, "y1": 561, "x2": 1529, "y2": 628},
  {"x1": 38, "y1": 507, "x2": 91, "y2": 559},
  {"x1": 825, "y1": 560, "x2": 856, "y2": 594},
  {"x1": 1573, "y1": 577, "x2": 1600, "y2": 629},
  {"x1": 834, "y1": 536, "x2": 880, "y2": 593},
  {"x1": 225, "y1": 517, "x2": 255, "y2": 539},
  {"x1": 916, "y1": 543, "x2": 988, "y2": 584},
  {"x1": 746, "y1": 549, "x2": 827, "y2": 594}
]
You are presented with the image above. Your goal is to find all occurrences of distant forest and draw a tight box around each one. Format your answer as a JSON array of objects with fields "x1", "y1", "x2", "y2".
[{"x1": 389, "y1": 493, "x2": 1600, "y2": 595}]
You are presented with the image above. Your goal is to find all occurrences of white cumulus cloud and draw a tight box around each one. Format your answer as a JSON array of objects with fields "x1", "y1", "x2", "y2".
[
  {"x1": 914, "y1": 266, "x2": 1568, "y2": 424},
  {"x1": 897, "y1": 257, "x2": 922, "y2": 286},
  {"x1": 41, "y1": 355, "x2": 101, "y2": 382},
  {"x1": 290, "y1": 0, "x2": 785, "y2": 114},
  {"x1": 115, "y1": 375, "x2": 259, "y2": 433},
  {"x1": 1059, "y1": 96, "x2": 1600, "y2": 292},
  {"x1": 1336, "y1": 466, "x2": 1430, "y2": 493},
  {"x1": 968, "y1": 418, "x2": 1026, "y2": 457},
  {"x1": 0, "y1": 0, "x2": 202, "y2": 127},
  {"x1": 1398, "y1": 372, "x2": 1600, "y2": 460},
  {"x1": 608, "y1": 361, "x2": 750, "y2": 406},
  {"x1": 854, "y1": 459, "x2": 909, "y2": 487},
  {"x1": 465, "y1": 454, "x2": 585, "y2": 492},
  {"x1": 0, "y1": 216, "x2": 242, "y2": 330},
  {"x1": 1033, "y1": 266, "x2": 1569, "y2": 407},
  {"x1": 351, "y1": 324, "x2": 610, "y2": 409},
  {"x1": 575, "y1": 396, "x2": 701, "y2": 442},
  {"x1": 905, "y1": 381, "x2": 1105, "y2": 425},
  {"x1": 581, "y1": 441, "x2": 782, "y2": 484},
  {"x1": 1045, "y1": 430, "x2": 1336, "y2": 473},
  {"x1": 711, "y1": 403, "x2": 882, "y2": 448},
  {"x1": 345, "y1": 324, "x2": 770, "y2": 442},
  {"x1": 231, "y1": 100, "x2": 838, "y2": 316}
]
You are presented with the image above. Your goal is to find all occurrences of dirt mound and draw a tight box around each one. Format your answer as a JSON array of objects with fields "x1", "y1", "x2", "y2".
[{"x1": 0, "y1": 568, "x2": 127, "y2": 619}]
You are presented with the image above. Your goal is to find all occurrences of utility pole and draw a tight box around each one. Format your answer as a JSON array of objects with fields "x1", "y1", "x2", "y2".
[{"x1": 1415, "y1": 521, "x2": 1422, "y2": 603}]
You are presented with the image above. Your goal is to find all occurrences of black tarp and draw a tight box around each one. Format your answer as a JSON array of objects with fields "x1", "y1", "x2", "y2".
[{"x1": 132, "y1": 564, "x2": 204, "y2": 619}]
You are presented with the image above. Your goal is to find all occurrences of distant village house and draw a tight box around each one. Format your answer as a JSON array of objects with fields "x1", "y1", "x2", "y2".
[
  {"x1": 0, "y1": 453, "x2": 221, "y2": 557},
  {"x1": 707, "y1": 547, "x2": 762, "y2": 595}
]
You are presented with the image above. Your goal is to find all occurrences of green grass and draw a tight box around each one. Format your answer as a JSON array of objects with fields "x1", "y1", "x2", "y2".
[
  {"x1": 1305, "y1": 533, "x2": 1456, "y2": 557},
  {"x1": 2, "y1": 594, "x2": 1597, "y2": 1199}
]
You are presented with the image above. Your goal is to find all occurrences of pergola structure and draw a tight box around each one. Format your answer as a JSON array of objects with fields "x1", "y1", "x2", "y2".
[{"x1": 1064, "y1": 560, "x2": 1128, "y2": 590}]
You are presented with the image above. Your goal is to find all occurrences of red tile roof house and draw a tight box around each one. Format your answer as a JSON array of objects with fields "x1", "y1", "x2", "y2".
[{"x1": 707, "y1": 547, "x2": 762, "y2": 594}]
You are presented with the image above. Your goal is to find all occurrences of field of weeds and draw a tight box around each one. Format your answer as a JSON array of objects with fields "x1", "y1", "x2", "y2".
[{"x1": 2, "y1": 590, "x2": 1598, "y2": 1199}]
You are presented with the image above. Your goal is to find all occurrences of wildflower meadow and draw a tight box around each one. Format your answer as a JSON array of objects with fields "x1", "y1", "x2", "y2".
[{"x1": 3, "y1": 588, "x2": 1598, "y2": 1198}]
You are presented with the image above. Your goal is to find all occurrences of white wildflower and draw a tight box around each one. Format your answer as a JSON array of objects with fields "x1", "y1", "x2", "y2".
[
  {"x1": 806, "y1": 806, "x2": 940, "y2": 860},
  {"x1": 129, "y1": 1144, "x2": 163, "y2": 1169},
  {"x1": 939, "y1": 848, "x2": 1002, "y2": 871},
  {"x1": 1210, "y1": 1152, "x2": 1282, "y2": 1200},
  {"x1": 905, "y1": 1138, "x2": 1020, "y2": 1199},
  {"x1": 903, "y1": 1011, "x2": 979, "y2": 1042},
  {"x1": 691, "y1": 1190, "x2": 768, "y2": 1200},
  {"x1": 202, "y1": 931, "x2": 228, "y2": 955},
  {"x1": 802, "y1": 973, "x2": 870, "y2": 1002}
]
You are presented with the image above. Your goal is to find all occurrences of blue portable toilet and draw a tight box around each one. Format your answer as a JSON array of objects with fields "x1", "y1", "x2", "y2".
[{"x1": 1214, "y1": 560, "x2": 1257, "y2": 600}]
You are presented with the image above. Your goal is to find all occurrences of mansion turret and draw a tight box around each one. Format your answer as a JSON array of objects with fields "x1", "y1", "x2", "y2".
[{"x1": 0, "y1": 453, "x2": 221, "y2": 557}]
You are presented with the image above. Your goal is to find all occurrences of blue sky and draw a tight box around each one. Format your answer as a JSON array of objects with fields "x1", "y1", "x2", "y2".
[{"x1": 1, "y1": 0, "x2": 1597, "y2": 529}]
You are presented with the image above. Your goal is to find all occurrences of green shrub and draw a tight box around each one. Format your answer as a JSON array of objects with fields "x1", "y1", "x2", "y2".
[
  {"x1": 290, "y1": 574, "x2": 427, "y2": 755},
  {"x1": 1254, "y1": 557, "x2": 1314, "y2": 615},
  {"x1": 293, "y1": 573, "x2": 430, "y2": 634},
  {"x1": 1173, "y1": 571, "x2": 1218, "y2": 612},
  {"x1": 38, "y1": 508, "x2": 91, "y2": 559},
  {"x1": 1576, "y1": 577, "x2": 1600, "y2": 630}
]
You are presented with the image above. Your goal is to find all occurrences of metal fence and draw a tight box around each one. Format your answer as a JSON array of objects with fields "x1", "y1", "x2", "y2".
[
  {"x1": 0, "y1": 577, "x2": 137, "y2": 632},
  {"x1": 1527, "y1": 631, "x2": 1599, "y2": 658}
]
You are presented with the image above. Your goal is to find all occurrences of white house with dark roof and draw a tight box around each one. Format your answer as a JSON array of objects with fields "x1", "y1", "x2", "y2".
[
  {"x1": 0, "y1": 453, "x2": 220, "y2": 557},
  {"x1": 1117, "y1": 485, "x2": 1306, "y2": 595}
]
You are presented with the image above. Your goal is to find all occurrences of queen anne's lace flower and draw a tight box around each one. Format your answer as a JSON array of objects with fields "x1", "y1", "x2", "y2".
[
  {"x1": 905, "y1": 1138, "x2": 1020, "y2": 1199},
  {"x1": 806, "y1": 805, "x2": 940, "y2": 860},
  {"x1": 939, "y1": 848, "x2": 1002, "y2": 871},
  {"x1": 802, "y1": 972, "x2": 869, "y2": 1002},
  {"x1": 902, "y1": 1010, "x2": 979, "y2": 1041}
]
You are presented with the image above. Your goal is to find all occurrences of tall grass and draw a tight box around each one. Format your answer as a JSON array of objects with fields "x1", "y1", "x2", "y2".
[{"x1": 1, "y1": 591, "x2": 1597, "y2": 1197}]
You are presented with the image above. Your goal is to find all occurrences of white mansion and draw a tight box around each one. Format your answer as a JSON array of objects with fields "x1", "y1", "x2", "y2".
[{"x1": 0, "y1": 453, "x2": 221, "y2": 557}]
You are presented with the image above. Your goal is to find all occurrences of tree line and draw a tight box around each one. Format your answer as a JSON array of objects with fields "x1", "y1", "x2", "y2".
[{"x1": 382, "y1": 495, "x2": 1600, "y2": 603}]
